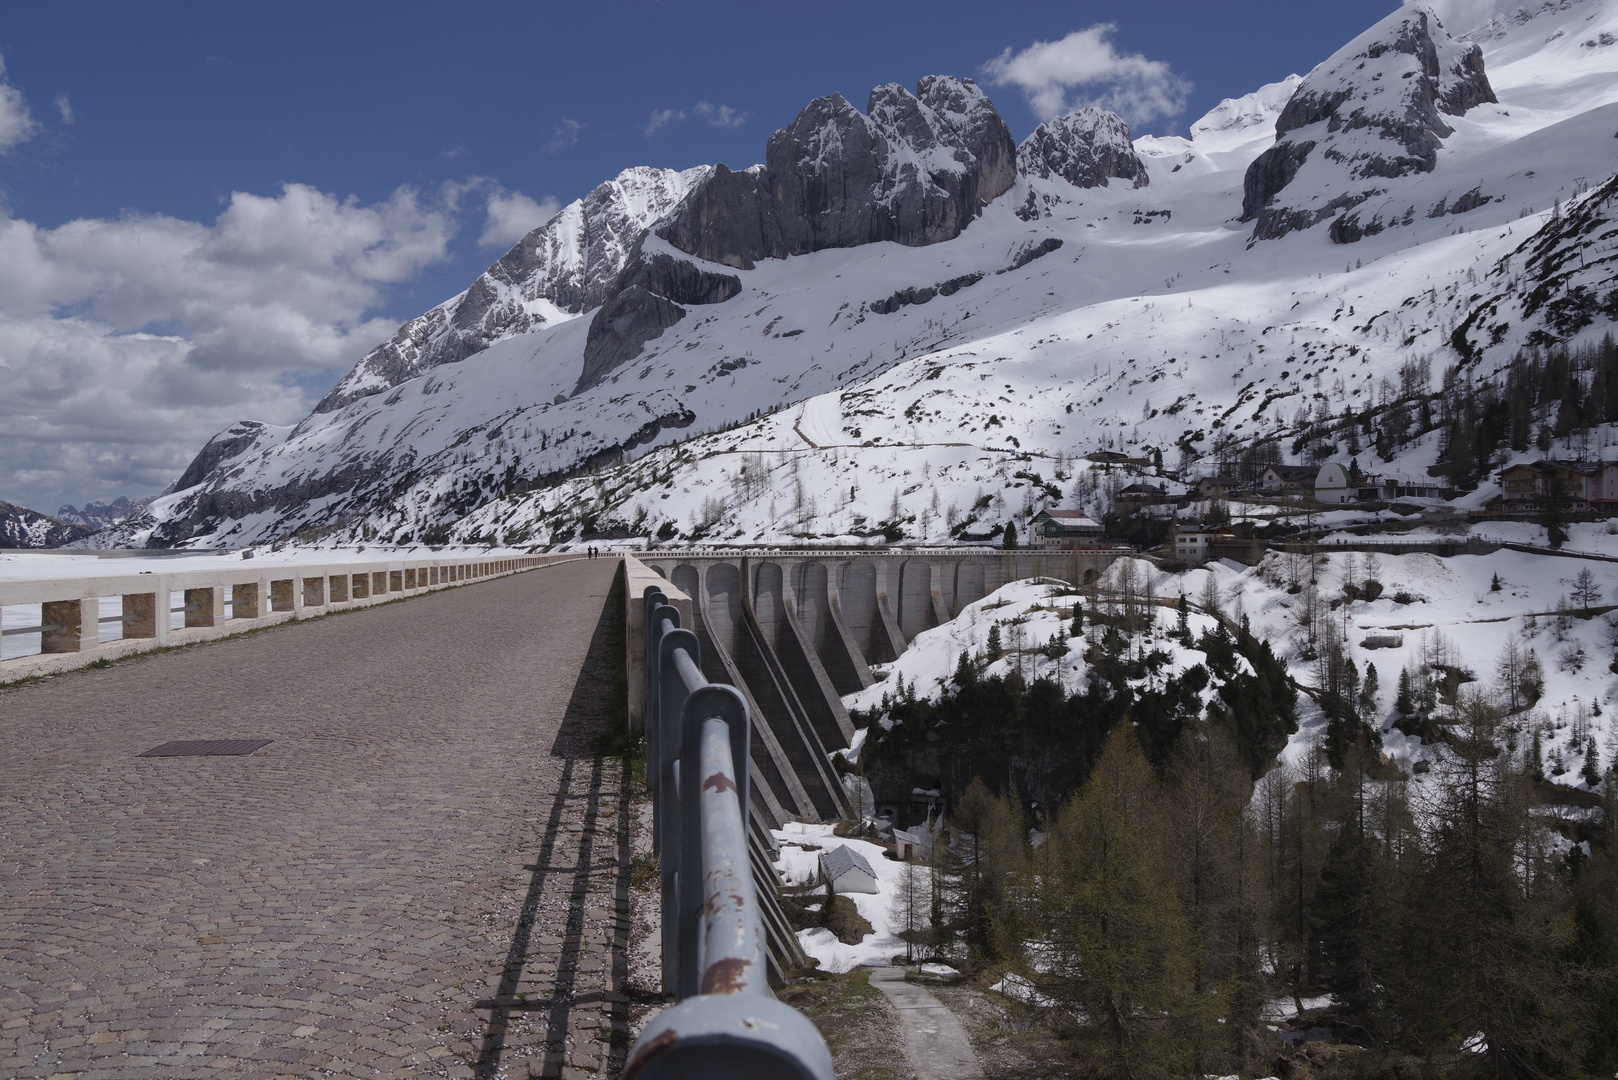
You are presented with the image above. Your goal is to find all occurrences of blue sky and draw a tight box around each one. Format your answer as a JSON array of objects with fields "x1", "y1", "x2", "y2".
[{"x1": 0, "y1": 0, "x2": 1403, "y2": 511}]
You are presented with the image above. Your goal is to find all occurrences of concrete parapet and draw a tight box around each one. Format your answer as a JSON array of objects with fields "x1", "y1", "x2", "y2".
[
  {"x1": 624, "y1": 555, "x2": 691, "y2": 734},
  {"x1": 1, "y1": 553, "x2": 563, "y2": 684}
]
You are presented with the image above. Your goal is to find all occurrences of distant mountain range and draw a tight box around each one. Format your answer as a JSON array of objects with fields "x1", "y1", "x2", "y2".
[
  {"x1": 0, "y1": 501, "x2": 91, "y2": 549},
  {"x1": 91, "y1": 0, "x2": 1618, "y2": 549}
]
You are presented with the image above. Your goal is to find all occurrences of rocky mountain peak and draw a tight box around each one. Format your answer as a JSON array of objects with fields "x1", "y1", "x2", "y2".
[
  {"x1": 658, "y1": 75, "x2": 1016, "y2": 272},
  {"x1": 312, "y1": 165, "x2": 708, "y2": 415},
  {"x1": 1242, "y1": 4, "x2": 1496, "y2": 241},
  {"x1": 1018, "y1": 106, "x2": 1148, "y2": 190}
]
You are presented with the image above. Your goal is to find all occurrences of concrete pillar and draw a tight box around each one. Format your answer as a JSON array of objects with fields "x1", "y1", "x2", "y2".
[
  {"x1": 301, "y1": 577, "x2": 325, "y2": 608},
  {"x1": 122, "y1": 591, "x2": 166, "y2": 643},
  {"x1": 185, "y1": 586, "x2": 223, "y2": 627},
  {"x1": 41, "y1": 598, "x2": 98, "y2": 653},
  {"x1": 270, "y1": 579, "x2": 295, "y2": 612},
  {"x1": 231, "y1": 582, "x2": 260, "y2": 619}
]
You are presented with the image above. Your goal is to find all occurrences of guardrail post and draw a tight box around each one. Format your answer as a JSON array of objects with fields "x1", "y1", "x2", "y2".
[{"x1": 41, "y1": 599, "x2": 97, "y2": 653}]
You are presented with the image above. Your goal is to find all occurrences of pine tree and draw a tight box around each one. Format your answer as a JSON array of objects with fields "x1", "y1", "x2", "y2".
[
  {"x1": 1030, "y1": 726, "x2": 1204, "y2": 1076},
  {"x1": 953, "y1": 778, "x2": 1026, "y2": 968},
  {"x1": 1177, "y1": 592, "x2": 1190, "y2": 638},
  {"x1": 1166, "y1": 727, "x2": 1263, "y2": 1072},
  {"x1": 890, "y1": 860, "x2": 931, "y2": 962},
  {"x1": 1359, "y1": 663, "x2": 1380, "y2": 720},
  {"x1": 1573, "y1": 567, "x2": 1602, "y2": 610},
  {"x1": 986, "y1": 623, "x2": 1003, "y2": 661},
  {"x1": 1401, "y1": 693, "x2": 1588, "y2": 1075},
  {"x1": 1395, "y1": 667, "x2": 1414, "y2": 715},
  {"x1": 1003, "y1": 520, "x2": 1019, "y2": 549},
  {"x1": 954, "y1": 649, "x2": 977, "y2": 690},
  {"x1": 1071, "y1": 604, "x2": 1085, "y2": 637}
]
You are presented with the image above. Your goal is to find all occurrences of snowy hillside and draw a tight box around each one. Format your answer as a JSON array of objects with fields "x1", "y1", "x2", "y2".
[
  {"x1": 0, "y1": 501, "x2": 91, "y2": 548},
  {"x1": 104, "y1": 0, "x2": 1618, "y2": 550}
]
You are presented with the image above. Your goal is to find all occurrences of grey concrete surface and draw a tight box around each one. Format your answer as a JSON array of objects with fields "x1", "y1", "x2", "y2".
[
  {"x1": 867, "y1": 967, "x2": 984, "y2": 1080},
  {"x1": 0, "y1": 559, "x2": 636, "y2": 1080}
]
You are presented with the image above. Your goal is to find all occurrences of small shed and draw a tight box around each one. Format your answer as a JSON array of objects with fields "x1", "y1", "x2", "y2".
[
  {"x1": 820, "y1": 844, "x2": 880, "y2": 894},
  {"x1": 892, "y1": 828, "x2": 923, "y2": 862}
]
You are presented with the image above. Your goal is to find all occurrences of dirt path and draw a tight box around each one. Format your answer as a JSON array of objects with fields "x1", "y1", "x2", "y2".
[{"x1": 867, "y1": 967, "x2": 984, "y2": 1079}]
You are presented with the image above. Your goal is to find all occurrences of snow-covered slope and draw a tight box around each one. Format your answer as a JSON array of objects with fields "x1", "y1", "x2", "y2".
[
  {"x1": 113, "y1": 0, "x2": 1618, "y2": 550},
  {"x1": 313, "y1": 166, "x2": 710, "y2": 415}
]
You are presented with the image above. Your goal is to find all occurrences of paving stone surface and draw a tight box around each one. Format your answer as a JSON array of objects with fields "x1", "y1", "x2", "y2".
[{"x1": 0, "y1": 560, "x2": 638, "y2": 1080}]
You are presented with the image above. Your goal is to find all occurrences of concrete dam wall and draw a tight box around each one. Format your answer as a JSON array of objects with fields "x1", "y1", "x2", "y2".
[{"x1": 641, "y1": 549, "x2": 1122, "y2": 829}]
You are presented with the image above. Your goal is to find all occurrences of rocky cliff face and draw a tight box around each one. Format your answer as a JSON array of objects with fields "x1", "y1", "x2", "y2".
[
  {"x1": 572, "y1": 76, "x2": 1022, "y2": 393},
  {"x1": 313, "y1": 165, "x2": 709, "y2": 414},
  {"x1": 657, "y1": 76, "x2": 1018, "y2": 270},
  {"x1": 1241, "y1": 5, "x2": 1496, "y2": 242},
  {"x1": 1018, "y1": 107, "x2": 1147, "y2": 190},
  {"x1": 54, "y1": 495, "x2": 153, "y2": 531}
]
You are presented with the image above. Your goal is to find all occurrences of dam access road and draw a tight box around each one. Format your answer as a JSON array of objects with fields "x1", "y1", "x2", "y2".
[{"x1": 0, "y1": 558, "x2": 631, "y2": 1080}]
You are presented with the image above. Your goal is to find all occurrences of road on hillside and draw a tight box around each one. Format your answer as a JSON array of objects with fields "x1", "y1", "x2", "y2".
[{"x1": 0, "y1": 559, "x2": 635, "y2": 1080}]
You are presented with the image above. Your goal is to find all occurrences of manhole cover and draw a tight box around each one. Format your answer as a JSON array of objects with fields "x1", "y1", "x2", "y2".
[{"x1": 138, "y1": 739, "x2": 273, "y2": 757}]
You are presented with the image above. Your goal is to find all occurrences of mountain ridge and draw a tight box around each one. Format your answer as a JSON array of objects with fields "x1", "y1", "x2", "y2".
[{"x1": 88, "y1": 0, "x2": 1618, "y2": 550}]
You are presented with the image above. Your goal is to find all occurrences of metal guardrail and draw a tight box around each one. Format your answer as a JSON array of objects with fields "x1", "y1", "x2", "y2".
[{"x1": 624, "y1": 586, "x2": 832, "y2": 1080}]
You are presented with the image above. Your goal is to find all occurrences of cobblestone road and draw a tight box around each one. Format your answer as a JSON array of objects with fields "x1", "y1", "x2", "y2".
[{"x1": 0, "y1": 559, "x2": 638, "y2": 1080}]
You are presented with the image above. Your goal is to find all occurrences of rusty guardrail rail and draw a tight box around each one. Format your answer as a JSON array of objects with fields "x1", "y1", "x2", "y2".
[{"x1": 625, "y1": 586, "x2": 831, "y2": 1080}]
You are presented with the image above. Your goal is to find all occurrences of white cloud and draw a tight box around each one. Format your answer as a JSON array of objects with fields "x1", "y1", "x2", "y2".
[
  {"x1": 0, "y1": 56, "x2": 39, "y2": 151},
  {"x1": 646, "y1": 101, "x2": 749, "y2": 137},
  {"x1": 54, "y1": 93, "x2": 72, "y2": 125},
  {"x1": 983, "y1": 25, "x2": 1191, "y2": 126},
  {"x1": 479, "y1": 188, "x2": 561, "y2": 249},
  {"x1": 693, "y1": 101, "x2": 748, "y2": 128},
  {"x1": 0, "y1": 183, "x2": 457, "y2": 508},
  {"x1": 546, "y1": 118, "x2": 584, "y2": 153},
  {"x1": 644, "y1": 107, "x2": 685, "y2": 136}
]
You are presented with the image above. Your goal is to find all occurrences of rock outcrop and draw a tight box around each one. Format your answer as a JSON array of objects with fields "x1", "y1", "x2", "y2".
[
  {"x1": 575, "y1": 252, "x2": 742, "y2": 394},
  {"x1": 1018, "y1": 107, "x2": 1148, "y2": 189},
  {"x1": 657, "y1": 76, "x2": 1018, "y2": 270},
  {"x1": 1241, "y1": 6, "x2": 1496, "y2": 242}
]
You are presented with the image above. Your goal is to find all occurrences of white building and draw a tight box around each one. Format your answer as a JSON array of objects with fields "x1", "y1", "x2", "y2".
[
  {"x1": 819, "y1": 844, "x2": 880, "y2": 894},
  {"x1": 1174, "y1": 523, "x2": 1234, "y2": 564},
  {"x1": 1314, "y1": 462, "x2": 1355, "y2": 504}
]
